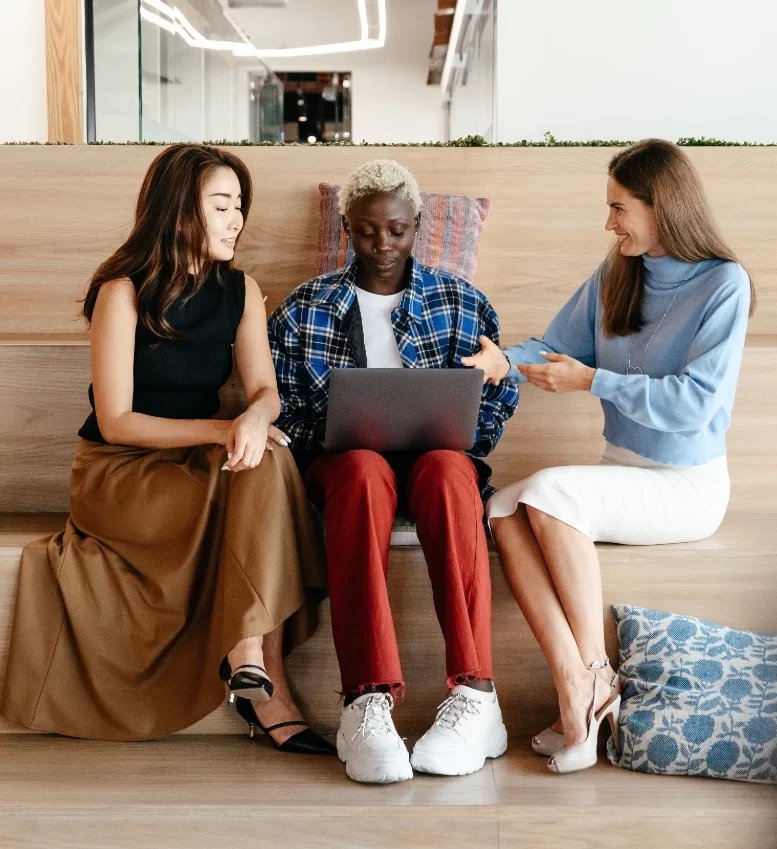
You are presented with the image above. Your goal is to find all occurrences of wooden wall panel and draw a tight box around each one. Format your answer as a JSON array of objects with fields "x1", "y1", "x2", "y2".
[
  {"x1": 45, "y1": 0, "x2": 83, "y2": 144},
  {"x1": 0, "y1": 146, "x2": 775, "y2": 337},
  {"x1": 0, "y1": 344, "x2": 774, "y2": 513}
]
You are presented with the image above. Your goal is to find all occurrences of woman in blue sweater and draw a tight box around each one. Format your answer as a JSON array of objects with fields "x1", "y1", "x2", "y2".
[{"x1": 463, "y1": 139, "x2": 754, "y2": 774}]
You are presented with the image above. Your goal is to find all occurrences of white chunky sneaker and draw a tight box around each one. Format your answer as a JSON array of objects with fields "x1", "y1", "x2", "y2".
[
  {"x1": 336, "y1": 693, "x2": 413, "y2": 784},
  {"x1": 410, "y1": 685, "x2": 508, "y2": 776}
]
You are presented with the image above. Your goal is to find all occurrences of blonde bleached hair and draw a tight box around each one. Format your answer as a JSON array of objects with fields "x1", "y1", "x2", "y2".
[{"x1": 338, "y1": 159, "x2": 423, "y2": 218}]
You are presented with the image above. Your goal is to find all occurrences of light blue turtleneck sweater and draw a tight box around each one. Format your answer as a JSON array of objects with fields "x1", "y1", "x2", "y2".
[{"x1": 502, "y1": 255, "x2": 751, "y2": 466}]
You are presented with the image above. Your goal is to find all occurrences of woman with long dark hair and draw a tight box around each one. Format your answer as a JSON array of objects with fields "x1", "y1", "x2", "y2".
[
  {"x1": 1, "y1": 144, "x2": 333, "y2": 754},
  {"x1": 464, "y1": 139, "x2": 754, "y2": 774}
]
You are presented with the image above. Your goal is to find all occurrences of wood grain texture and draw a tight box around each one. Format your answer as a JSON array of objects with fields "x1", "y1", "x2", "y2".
[
  {"x1": 0, "y1": 344, "x2": 773, "y2": 513},
  {"x1": 0, "y1": 146, "x2": 775, "y2": 335},
  {"x1": 44, "y1": 0, "x2": 83, "y2": 144},
  {"x1": 1, "y1": 513, "x2": 775, "y2": 736},
  {"x1": 0, "y1": 736, "x2": 772, "y2": 849}
]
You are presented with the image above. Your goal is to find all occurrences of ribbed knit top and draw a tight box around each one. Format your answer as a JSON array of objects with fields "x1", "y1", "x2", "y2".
[{"x1": 79, "y1": 265, "x2": 246, "y2": 443}]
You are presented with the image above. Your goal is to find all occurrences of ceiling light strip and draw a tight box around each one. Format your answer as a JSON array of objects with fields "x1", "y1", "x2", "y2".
[{"x1": 139, "y1": 0, "x2": 386, "y2": 58}]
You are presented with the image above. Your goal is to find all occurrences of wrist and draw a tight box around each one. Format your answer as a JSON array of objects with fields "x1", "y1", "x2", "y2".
[
  {"x1": 245, "y1": 404, "x2": 272, "y2": 426},
  {"x1": 498, "y1": 352, "x2": 512, "y2": 381},
  {"x1": 583, "y1": 367, "x2": 596, "y2": 392},
  {"x1": 209, "y1": 419, "x2": 232, "y2": 445}
]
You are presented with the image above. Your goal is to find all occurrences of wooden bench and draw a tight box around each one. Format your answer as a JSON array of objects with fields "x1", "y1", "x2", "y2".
[{"x1": 0, "y1": 146, "x2": 774, "y2": 844}]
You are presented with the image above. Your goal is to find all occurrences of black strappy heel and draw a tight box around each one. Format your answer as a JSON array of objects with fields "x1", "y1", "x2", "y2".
[
  {"x1": 234, "y1": 697, "x2": 336, "y2": 756},
  {"x1": 219, "y1": 657, "x2": 274, "y2": 704}
]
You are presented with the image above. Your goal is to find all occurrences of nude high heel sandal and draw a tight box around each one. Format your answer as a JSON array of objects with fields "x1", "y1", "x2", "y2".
[
  {"x1": 547, "y1": 659, "x2": 621, "y2": 774},
  {"x1": 534, "y1": 659, "x2": 619, "y2": 757}
]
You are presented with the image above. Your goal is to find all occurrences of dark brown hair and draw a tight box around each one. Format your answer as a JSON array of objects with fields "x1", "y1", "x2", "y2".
[
  {"x1": 82, "y1": 143, "x2": 253, "y2": 338},
  {"x1": 602, "y1": 138, "x2": 755, "y2": 337}
]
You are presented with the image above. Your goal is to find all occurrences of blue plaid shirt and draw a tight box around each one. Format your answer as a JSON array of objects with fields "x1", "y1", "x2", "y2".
[{"x1": 268, "y1": 257, "x2": 518, "y2": 459}]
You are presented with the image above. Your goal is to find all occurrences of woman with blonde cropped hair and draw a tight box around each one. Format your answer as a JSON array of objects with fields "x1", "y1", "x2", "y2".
[{"x1": 464, "y1": 139, "x2": 754, "y2": 774}]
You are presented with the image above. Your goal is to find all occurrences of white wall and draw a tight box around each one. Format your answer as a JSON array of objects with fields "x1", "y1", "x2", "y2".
[
  {"x1": 0, "y1": 0, "x2": 47, "y2": 142},
  {"x1": 496, "y1": 0, "x2": 777, "y2": 144},
  {"x1": 234, "y1": 0, "x2": 446, "y2": 143},
  {"x1": 449, "y1": 5, "x2": 496, "y2": 142}
]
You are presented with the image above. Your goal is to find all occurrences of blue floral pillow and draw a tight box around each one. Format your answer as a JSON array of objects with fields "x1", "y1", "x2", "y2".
[{"x1": 607, "y1": 605, "x2": 777, "y2": 784}]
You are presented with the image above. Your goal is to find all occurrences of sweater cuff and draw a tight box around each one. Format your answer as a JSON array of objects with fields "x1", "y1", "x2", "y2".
[
  {"x1": 501, "y1": 348, "x2": 527, "y2": 384},
  {"x1": 590, "y1": 368, "x2": 622, "y2": 400}
]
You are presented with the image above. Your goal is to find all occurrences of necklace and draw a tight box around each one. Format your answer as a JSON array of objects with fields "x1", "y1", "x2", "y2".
[{"x1": 626, "y1": 276, "x2": 691, "y2": 375}]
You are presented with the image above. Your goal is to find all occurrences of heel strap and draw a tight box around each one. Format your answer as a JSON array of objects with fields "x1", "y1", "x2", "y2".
[
  {"x1": 231, "y1": 664, "x2": 268, "y2": 676},
  {"x1": 261, "y1": 720, "x2": 309, "y2": 732}
]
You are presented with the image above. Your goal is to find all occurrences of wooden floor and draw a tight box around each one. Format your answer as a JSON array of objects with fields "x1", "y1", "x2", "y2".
[{"x1": 0, "y1": 734, "x2": 774, "y2": 849}]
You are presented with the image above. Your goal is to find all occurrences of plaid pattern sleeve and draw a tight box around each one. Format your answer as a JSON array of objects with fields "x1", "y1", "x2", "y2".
[
  {"x1": 267, "y1": 259, "x2": 519, "y2": 456},
  {"x1": 454, "y1": 285, "x2": 520, "y2": 458}
]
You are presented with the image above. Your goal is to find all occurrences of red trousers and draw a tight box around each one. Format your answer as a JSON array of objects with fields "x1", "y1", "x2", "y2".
[{"x1": 305, "y1": 449, "x2": 493, "y2": 697}]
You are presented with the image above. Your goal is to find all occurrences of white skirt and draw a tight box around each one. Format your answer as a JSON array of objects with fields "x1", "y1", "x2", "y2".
[{"x1": 486, "y1": 443, "x2": 730, "y2": 545}]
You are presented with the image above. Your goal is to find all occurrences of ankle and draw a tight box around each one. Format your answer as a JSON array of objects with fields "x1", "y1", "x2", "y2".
[
  {"x1": 555, "y1": 663, "x2": 588, "y2": 691},
  {"x1": 227, "y1": 635, "x2": 265, "y2": 670},
  {"x1": 343, "y1": 684, "x2": 394, "y2": 707},
  {"x1": 458, "y1": 678, "x2": 494, "y2": 694}
]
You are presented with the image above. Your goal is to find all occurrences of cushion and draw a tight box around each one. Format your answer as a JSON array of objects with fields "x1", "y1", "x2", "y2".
[
  {"x1": 316, "y1": 183, "x2": 491, "y2": 283},
  {"x1": 607, "y1": 605, "x2": 777, "y2": 784}
]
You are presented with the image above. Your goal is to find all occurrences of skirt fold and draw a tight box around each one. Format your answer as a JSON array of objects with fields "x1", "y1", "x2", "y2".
[{"x1": 1, "y1": 440, "x2": 326, "y2": 741}]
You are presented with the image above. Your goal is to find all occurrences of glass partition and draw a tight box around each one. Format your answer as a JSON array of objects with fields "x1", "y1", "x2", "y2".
[{"x1": 88, "y1": 0, "x2": 497, "y2": 144}]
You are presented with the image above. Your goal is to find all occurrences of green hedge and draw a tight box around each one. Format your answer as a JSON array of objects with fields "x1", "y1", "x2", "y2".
[{"x1": 4, "y1": 133, "x2": 775, "y2": 147}]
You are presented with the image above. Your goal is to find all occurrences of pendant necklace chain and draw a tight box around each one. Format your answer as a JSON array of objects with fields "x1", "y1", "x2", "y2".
[{"x1": 626, "y1": 276, "x2": 692, "y2": 375}]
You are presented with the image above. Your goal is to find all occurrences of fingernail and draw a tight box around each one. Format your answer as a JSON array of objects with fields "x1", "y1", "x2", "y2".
[
  {"x1": 221, "y1": 465, "x2": 230, "y2": 471},
  {"x1": 281, "y1": 439, "x2": 290, "y2": 446},
  {"x1": 227, "y1": 452, "x2": 232, "y2": 459}
]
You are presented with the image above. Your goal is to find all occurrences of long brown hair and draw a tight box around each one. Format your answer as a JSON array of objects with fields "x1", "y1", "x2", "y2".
[
  {"x1": 82, "y1": 143, "x2": 253, "y2": 338},
  {"x1": 601, "y1": 139, "x2": 755, "y2": 337}
]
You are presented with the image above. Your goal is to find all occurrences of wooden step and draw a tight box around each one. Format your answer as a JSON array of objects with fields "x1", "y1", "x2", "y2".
[
  {"x1": 1, "y1": 342, "x2": 776, "y2": 512},
  {"x1": 1, "y1": 512, "x2": 775, "y2": 738},
  {"x1": 0, "y1": 734, "x2": 773, "y2": 848}
]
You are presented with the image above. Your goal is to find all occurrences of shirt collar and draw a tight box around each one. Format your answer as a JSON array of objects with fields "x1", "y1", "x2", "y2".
[{"x1": 312, "y1": 256, "x2": 427, "y2": 322}]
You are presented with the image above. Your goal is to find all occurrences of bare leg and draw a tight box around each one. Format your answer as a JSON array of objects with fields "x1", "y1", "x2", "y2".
[
  {"x1": 524, "y1": 506, "x2": 618, "y2": 745},
  {"x1": 491, "y1": 507, "x2": 583, "y2": 735},
  {"x1": 492, "y1": 507, "x2": 617, "y2": 746},
  {"x1": 228, "y1": 627, "x2": 305, "y2": 745}
]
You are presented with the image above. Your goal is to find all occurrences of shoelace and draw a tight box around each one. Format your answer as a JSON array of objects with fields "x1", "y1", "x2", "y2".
[
  {"x1": 433, "y1": 693, "x2": 481, "y2": 732},
  {"x1": 352, "y1": 693, "x2": 395, "y2": 740}
]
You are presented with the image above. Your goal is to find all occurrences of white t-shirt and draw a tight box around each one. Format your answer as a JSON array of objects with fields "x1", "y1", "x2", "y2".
[{"x1": 355, "y1": 286, "x2": 405, "y2": 368}]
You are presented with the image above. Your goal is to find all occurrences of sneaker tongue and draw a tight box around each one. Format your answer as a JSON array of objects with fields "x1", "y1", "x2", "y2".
[
  {"x1": 353, "y1": 692, "x2": 390, "y2": 707},
  {"x1": 450, "y1": 684, "x2": 494, "y2": 703}
]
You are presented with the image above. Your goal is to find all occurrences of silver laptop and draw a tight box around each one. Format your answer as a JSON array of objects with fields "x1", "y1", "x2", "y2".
[{"x1": 324, "y1": 368, "x2": 484, "y2": 452}]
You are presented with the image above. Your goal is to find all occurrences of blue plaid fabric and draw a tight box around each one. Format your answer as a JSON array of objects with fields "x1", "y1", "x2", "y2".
[{"x1": 268, "y1": 257, "x2": 519, "y2": 458}]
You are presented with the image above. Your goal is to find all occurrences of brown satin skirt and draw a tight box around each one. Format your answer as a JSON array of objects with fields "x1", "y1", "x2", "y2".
[{"x1": 0, "y1": 439, "x2": 326, "y2": 741}]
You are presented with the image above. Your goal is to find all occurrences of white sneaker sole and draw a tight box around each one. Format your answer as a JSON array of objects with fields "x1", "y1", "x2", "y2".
[
  {"x1": 337, "y1": 731, "x2": 414, "y2": 784},
  {"x1": 410, "y1": 724, "x2": 508, "y2": 776}
]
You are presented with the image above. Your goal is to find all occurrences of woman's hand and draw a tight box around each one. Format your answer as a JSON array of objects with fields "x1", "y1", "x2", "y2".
[
  {"x1": 461, "y1": 336, "x2": 512, "y2": 385},
  {"x1": 516, "y1": 352, "x2": 595, "y2": 393},
  {"x1": 220, "y1": 409, "x2": 290, "y2": 473}
]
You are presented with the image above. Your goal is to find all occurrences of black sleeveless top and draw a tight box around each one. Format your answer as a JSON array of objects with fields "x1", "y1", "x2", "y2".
[{"x1": 79, "y1": 265, "x2": 246, "y2": 443}]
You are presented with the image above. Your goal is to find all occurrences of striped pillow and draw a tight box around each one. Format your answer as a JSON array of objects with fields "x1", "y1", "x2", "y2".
[{"x1": 316, "y1": 182, "x2": 491, "y2": 283}]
